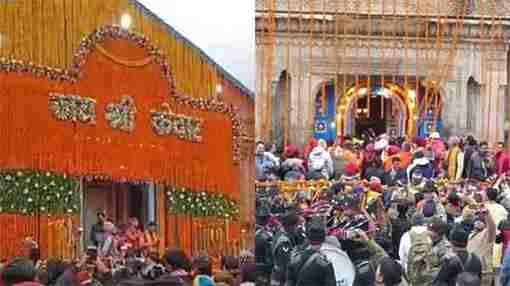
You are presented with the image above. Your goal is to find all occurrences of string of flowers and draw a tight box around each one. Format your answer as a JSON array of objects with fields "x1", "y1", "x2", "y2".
[
  {"x1": 0, "y1": 170, "x2": 80, "y2": 215},
  {"x1": 167, "y1": 188, "x2": 239, "y2": 220},
  {"x1": 0, "y1": 26, "x2": 245, "y2": 163}
]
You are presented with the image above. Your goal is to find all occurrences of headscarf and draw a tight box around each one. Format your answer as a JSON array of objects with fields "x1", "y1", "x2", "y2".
[
  {"x1": 344, "y1": 162, "x2": 360, "y2": 177},
  {"x1": 284, "y1": 145, "x2": 300, "y2": 159},
  {"x1": 448, "y1": 136, "x2": 460, "y2": 148},
  {"x1": 304, "y1": 138, "x2": 318, "y2": 159}
]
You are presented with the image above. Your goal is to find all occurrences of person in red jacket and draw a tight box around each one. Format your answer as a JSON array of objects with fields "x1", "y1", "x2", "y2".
[{"x1": 495, "y1": 142, "x2": 510, "y2": 176}]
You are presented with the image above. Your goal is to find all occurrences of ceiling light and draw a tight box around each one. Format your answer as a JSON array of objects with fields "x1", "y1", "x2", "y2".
[
  {"x1": 121, "y1": 14, "x2": 132, "y2": 29},
  {"x1": 216, "y1": 84, "x2": 223, "y2": 94}
]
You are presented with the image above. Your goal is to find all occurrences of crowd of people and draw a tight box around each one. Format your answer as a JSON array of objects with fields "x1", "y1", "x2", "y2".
[
  {"x1": 0, "y1": 212, "x2": 256, "y2": 286},
  {"x1": 255, "y1": 130, "x2": 510, "y2": 286}
]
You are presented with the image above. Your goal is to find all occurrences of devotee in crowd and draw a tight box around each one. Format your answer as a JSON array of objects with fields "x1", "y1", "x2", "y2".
[
  {"x1": 307, "y1": 139, "x2": 334, "y2": 180},
  {"x1": 1, "y1": 209, "x2": 256, "y2": 286},
  {"x1": 255, "y1": 141, "x2": 280, "y2": 182},
  {"x1": 142, "y1": 222, "x2": 160, "y2": 256},
  {"x1": 279, "y1": 145, "x2": 305, "y2": 182},
  {"x1": 496, "y1": 142, "x2": 510, "y2": 176},
  {"x1": 90, "y1": 210, "x2": 107, "y2": 248},
  {"x1": 255, "y1": 132, "x2": 510, "y2": 286}
]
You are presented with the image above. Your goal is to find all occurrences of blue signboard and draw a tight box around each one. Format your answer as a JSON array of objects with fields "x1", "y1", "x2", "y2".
[{"x1": 314, "y1": 84, "x2": 337, "y2": 143}]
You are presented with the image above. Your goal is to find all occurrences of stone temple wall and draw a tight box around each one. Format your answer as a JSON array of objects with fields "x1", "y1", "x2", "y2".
[{"x1": 256, "y1": 9, "x2": 510, "y2": 146}]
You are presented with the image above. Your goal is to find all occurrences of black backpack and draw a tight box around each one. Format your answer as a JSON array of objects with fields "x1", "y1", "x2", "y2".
[{"x1": 353, "y1": 260, "x2": 376, "y2": 286}]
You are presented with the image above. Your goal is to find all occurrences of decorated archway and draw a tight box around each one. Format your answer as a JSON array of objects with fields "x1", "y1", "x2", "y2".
[{"x1": 336, "y1": 83, "x2": 419, "y2": 138}]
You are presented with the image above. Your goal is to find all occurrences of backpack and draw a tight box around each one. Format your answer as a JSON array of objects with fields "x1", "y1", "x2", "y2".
[
  {"x1": 353, "y1": 260, "x2": 375, "y2": 286},
  {"x1": 407, "y1": 230, "x2": 437, "y2": 286}
]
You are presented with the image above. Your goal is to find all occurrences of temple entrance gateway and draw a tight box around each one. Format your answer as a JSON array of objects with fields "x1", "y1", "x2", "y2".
[
  {"x1": 349, "y1": 86, "x2": 404, "y2": 138},
  {"x1": 314, "y1": 81, "x2": 420, "y2": 142}
]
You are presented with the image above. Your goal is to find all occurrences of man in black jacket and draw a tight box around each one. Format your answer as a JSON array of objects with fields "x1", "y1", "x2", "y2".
[
  {"x1": 434, "y1": 226, "x2": 482, "y2": 286},
  {"x1": 270, "y1": 209, "x2": 305, "y2": 286},
  {"x1": 255, "y1": 205, "x2": 273, "y2": 286},
  {"x1": 285, "y1": 217, "x2": 336, "y2": 286}
]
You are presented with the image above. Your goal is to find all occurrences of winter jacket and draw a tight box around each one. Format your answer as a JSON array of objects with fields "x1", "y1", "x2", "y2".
[
  {"x1": 307, "y1": 146, "x2": 334, "y2": 180},
  {"x1": 280, "y1": 158, "x2": 305, "y2": 181},
  {"x1": 466, "y1": 151, "x2": 490, "y2": 181},
  {"x1": 256, "y1": 152, "x2": 279, "y2": 181},
  {"x1": 496, "y1": 151, "x2": 510, "y2": 176},
  {"x1": 462, "y1": 145, "x2": 476, "y2": 177},
  {"x1": 384, "y1": 168, "x2": 408, "y2": 186},
  {"x1": 90, "y1": 222, "x2": 105, "y2": 247},
  {"x1": 407, "y1": 158, "x2": 434, "y2": 182},
  {"x1": 434, "y1": 249, "x2": 482, "y2": 286}
]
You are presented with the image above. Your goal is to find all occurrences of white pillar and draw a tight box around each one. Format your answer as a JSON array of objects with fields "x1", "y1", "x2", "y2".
[{"x1": 147, "y1": 183, "x2": 156, "y2": 223}]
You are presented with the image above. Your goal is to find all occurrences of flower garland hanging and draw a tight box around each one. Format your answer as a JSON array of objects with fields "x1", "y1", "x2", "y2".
[
  {"x1": 0, "y1": 25, "x2": 246, "y2": 163},
  {"x1": 167, "y1": 188, "x2": 239, "y2": 220},
  {"x1": 0, "y1": 170, "x2": 80, "y2": 215}
]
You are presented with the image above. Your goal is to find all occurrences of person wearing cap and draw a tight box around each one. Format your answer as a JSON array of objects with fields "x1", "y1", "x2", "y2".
[
  {"x1": 270, "y1": 209, "x2": 303, "y2": 286},
  {"x1": 280, "y1": 144, "x2": 305, "y2": 182},
  {"x1": 428, "y1": 132, "x2": 446, "y2": 168},
  {"x1": 407, "y1": 151, "x2": 434, "y2": 183},
  {"x1": 428, "y1": 217, "x2": 453, "y2": 267},
  {"x1": 285, "y1": 217, "x2": 336, "y2": 286},
  {"x1": 434, "y1": 225, "x2": 482, "y2": 285},
  {"x1": 255, "y1": 205, "x2": 273, "y2": 286}
]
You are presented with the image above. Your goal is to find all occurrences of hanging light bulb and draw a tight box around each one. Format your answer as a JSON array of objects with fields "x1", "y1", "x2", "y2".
[
  {"x1": 216, "y1": 84, "x2": 223, "y2": 94},
  {"x1": 121, "y1": 14, "x2": 132, "y2": 29}
]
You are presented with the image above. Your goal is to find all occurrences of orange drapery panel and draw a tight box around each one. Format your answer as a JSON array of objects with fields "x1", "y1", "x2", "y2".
[
  {"x1": 164, "y1": 215, "x2": 240, "y2": 258},
  {"x1": 0, "y1": 38, "x2": 238, "y2": 200},
  {"x1": 0, "y1": 214, "x2": 80, "y2": 260}
]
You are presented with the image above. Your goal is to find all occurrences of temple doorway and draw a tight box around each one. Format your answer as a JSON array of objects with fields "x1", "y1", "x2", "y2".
[
  {"x1": 82, "y1": 181, "x2": 157, "y2": 247},
  {"x1": 338, "y1": 83, "x2": 415, "y2": 139},
  {"x1": 353, "y1": 93, "x2": 387, "y2": 137}
]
